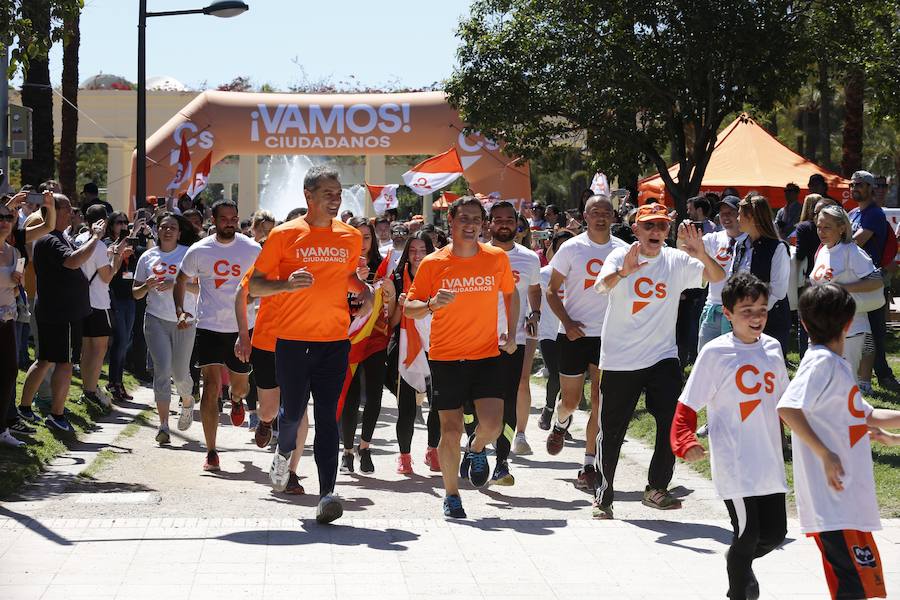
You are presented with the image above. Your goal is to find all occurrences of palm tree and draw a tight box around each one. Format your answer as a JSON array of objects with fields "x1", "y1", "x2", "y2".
[
  {"x1": 59, "y1": 7, "x2": 80, "y2": 200},
  {"x1": 20, "y1": 0, "x2": 54, "y2": 186}
]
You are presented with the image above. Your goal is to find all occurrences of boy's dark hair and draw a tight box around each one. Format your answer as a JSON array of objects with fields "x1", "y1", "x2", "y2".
[
  {"x1": 285, "y1": 207, "x2": 307, "y2": 221},
  {"x1": 721, "y1": 273, "x2": 769, "y2": 312},
  {"x1": 448, "y1": 196, "x2": 486, "y2": 220},
  {"x1": 211, "y1": 199, "x2": 238, "y2": 219},
  {"x1": 799, "y1": 284, "x2": 856, "y2": 345}
]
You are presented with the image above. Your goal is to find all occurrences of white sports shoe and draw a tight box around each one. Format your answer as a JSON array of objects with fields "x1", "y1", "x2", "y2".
[
  {"x1": 316, "y1": 494, "x2": 343, "y2": 524},
  {"x1": 95, "y1": 388, "x2": 112, "y2": 408},
  {"x1": 177, "y1": 398, "x2": 194, "y2": 432},
  {"x1": 269, "y1": 450, "x2": 292, "y2": 491},
  {"x1": 0, "y1": 429, "x2": 25, "y2": 448},
  {"x1": 513, "y1": 433, "x2": 532, "y2": 456}
]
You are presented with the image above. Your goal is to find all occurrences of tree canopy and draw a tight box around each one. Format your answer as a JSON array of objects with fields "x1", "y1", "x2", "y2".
[{"x1": 446, "y1": 0, "x2": 815, "y2": 211}]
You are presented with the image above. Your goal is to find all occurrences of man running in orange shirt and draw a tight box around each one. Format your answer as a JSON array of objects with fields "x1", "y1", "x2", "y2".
[
  {"x1": 405, "y1": 196, "x2": 518, "y2": 518},
  {"x1": 249, "y1": 166, "x2": 370, "y2": 524}
]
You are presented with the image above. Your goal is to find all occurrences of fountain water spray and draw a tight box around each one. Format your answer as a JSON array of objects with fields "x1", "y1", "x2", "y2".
[{"x1": 258, "y1": 155, "x2": 368, "y2": 221}]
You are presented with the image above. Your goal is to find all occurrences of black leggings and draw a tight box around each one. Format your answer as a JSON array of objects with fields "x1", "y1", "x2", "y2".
[
  {"x1": 0, "y1": 321, "x2": 17, "y2": 430},
  {"x1": 341, "y1": 349, "x2": 387, "y2": 450},
  {"x1": 396, "y1": 377, "x2": 440, "y2": 453},
  {"x1": 539, "y1": 338, "x2": 561, "y2": 410},
  {"x1": 597, "y1": 358, "x2": 681, "y2": 506},
  {"x1": 724, "y1": 494, "x2": 787, "y2": 600}
]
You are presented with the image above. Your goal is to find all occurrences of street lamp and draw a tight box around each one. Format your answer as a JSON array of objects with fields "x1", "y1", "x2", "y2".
[{"x1": 135, "y1": 1, "x2": 249, "y2": 209}]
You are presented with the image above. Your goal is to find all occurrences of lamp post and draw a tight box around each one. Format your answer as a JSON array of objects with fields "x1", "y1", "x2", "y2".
[{"x1": 135, "y1": 0, "x2": 248, "y2": 209}]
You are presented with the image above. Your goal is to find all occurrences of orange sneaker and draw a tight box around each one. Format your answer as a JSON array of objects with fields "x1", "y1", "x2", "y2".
[
  {"x1": 396, "y1": 453, "x2": 413, "y2": 474},
  {"x1": 424, "y1": 447, "x2": 441, "y2": 472}
]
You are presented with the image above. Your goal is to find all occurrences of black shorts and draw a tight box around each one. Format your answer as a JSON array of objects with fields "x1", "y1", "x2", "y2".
[
  {"x1": 251, "y1": 346, "x2": 277, "y2": 390},
  {"x1": 429, "y1": 355, "x2": 504, "y2": 411},
  {"x1": 36, "y1": 319, "x2": 83, "y2": 364},
  {"x1": 557, "y1": 333, "x2": 602, "y2": 376},
  {"x1": 499, "y1": 345, "x2": 526, "y2": 403},
  {"x1": 194, "y1": 328, "x2": 252, "y2": 374},
  {"x1": 83, "y1": 308, "x2": 113, "y2": 338}
]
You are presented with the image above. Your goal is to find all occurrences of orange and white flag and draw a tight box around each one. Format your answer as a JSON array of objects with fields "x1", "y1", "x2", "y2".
[
  {"x1": 366, "y1": 183, "x2": 399, "y2": 214},
  {"x1": 402, "y1": 148, "x2": 464, "y2": 196},
  {"x1": 399, "y1": 313, "x2": 431, "y2": 393},
  {"x1": 187, "y1": 151, "x2": 212, "y2": 199},
  {"x1": 166, "y1": 135, "x2": 192, "y2": 192}
]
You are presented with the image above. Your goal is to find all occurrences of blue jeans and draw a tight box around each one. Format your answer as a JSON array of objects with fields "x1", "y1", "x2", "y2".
[
  {"x1": 109, "y1": 296, "x2": 136, "y2": 385},
  {"x1": 275, "y1": 338, "x2": 350, "y2": 497},
  {"x1": 697, "y1": 302, "x2": 732, "y2": 353}
]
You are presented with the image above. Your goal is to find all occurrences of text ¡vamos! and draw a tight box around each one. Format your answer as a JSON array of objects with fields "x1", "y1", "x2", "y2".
[
  {"x1": 251, "y1": 103, "x2": 411, "y2": 140},
  {"x1": 296, "y1": 246, "x2": 350, "y2": 262},
  {"x1": 441, "y1": 275, "x2": 496, "y2": 292}
]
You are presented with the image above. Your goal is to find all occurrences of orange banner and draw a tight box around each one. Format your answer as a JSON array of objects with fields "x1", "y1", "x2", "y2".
[{"x1": 133, "y1": 90, "x2": 531, "y2": 211}]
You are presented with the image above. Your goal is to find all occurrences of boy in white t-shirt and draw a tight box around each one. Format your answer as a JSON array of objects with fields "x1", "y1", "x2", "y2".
[
  {"x1": 778, "y1": 284, "x2": 900, "y2": 600},
  {"x1": 672, "y1": 273, "x2": 789, "y2": 600}
]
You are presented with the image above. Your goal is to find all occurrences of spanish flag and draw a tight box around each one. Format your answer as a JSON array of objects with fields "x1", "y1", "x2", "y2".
[{"x1": 336, "y1": 283, "x2": 386, "y2": 419}]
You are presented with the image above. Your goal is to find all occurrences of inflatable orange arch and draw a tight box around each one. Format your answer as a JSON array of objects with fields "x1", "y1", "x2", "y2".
[{"x1": 133, "y1": 90, "x2": 531, "y2": 212}]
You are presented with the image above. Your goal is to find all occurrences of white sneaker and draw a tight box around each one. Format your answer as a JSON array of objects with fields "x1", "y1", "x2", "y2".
[
  {"x1": 513, "y1": 433, "x2": 532, "y2": 456},
  {"x1": 177, "y1": 398, "x2": 194, "y2": 431},
  {"x1": 316, "y1": 494, "x2": 343, "y2": 524},
  {"x1": 269, "y1": 450, "x2": 292, "y2": 491},
  {"x1": 95, "y1": 388, "x2": 112, "y2": 408},
  {"x1": 0, "y1": 429, "x2": 25, "y2": 448}
]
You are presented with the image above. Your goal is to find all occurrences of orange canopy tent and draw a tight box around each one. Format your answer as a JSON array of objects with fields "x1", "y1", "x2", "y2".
[{"x1": 637, "y1": 114, "x2": 851, "y2": 209}]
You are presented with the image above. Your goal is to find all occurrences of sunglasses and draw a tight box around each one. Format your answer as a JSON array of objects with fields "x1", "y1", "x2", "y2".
[
  {"x1": 639, "y1": 221, "x2": 669, "y2": 231},
  {"x1": 0, "y1": 214, "x2": 14, "y2": 223},
  {"x1": 849, "y1": 182, "x2": 868, "y2": 188},
  {"x1": 115, "y1": 220, "x2": 129, "y2": 225}
]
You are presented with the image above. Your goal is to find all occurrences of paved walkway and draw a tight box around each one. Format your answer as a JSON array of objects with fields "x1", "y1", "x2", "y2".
[{"x1": 1, "y1": 382, "x2": 898, "y2": 599}]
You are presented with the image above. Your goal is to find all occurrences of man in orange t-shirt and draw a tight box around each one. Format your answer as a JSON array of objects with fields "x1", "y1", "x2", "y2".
[
  {"x1": 249, "y1": 166, "x2": 370, "y2": 525},
  {"x1": 405, "y1": 196, "x2": 517, "y2": 518}
]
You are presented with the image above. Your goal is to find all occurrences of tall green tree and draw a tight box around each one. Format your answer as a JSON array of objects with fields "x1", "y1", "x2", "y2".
[
  {"x1": 447, "y1": 0, "x2": 813, "y2": 214},
  {"x1": 58, "y1": 5, "x2": 79, "y2": 200},
  {"x1": 19, "y1": 0, "x2": 53, "y2": 185}
]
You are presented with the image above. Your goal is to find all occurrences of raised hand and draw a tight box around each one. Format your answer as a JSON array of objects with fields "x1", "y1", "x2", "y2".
[
  {"x1": 287, "y1": 267, "x2": 314, "y2": 290},
  {"x1": 621, "y1": 242, "x2": 648, "y2": 276},
  {"x1": 678, "y1": 221, "x2": 705, "y2": 258}
]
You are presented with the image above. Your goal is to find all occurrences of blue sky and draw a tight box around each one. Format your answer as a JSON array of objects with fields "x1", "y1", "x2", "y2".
[{"x1": 32, "y1": 0, "x2": 476, "y2": 90}]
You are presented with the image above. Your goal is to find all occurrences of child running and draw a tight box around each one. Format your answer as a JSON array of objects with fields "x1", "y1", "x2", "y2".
[
  {"x1": 778, "y1": 284, "x2": 900, "y2": 600},
  {"x1": 671, "y1": 273, "x2": 789, "y2": 600}
]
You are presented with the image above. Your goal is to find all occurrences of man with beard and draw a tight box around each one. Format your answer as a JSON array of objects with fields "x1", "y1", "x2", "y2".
[
  {"x1": 544, "y1": 195, "x2": 628, "y2": 492},
  {"x1": 470, "y1": 201, "x2": 541, "y2": 485},
  {"x1": 249, "y1": 166, "x2": 369, "y2": 524},
  {"x1": 175, "y1": 200, "x2": 261, "y2": 472}
]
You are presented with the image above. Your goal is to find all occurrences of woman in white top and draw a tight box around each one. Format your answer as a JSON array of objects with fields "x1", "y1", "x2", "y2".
[
  {"x1": 133, "y1": 213, "x2": 200, "y2": 444},
  {"x1": 0, "y1": 202, "x2": 24, "y2": 446},
  {"x1": 809, "y1": 204, "x2": 883, "y2": 377}
]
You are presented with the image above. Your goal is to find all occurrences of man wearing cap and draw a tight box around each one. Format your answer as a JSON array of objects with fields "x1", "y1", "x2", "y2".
[
  {"x1": 849, "y1": 170, "x2": 900, "y2": 392},
  {"x1": 590, "y1": 203, "x2": 725, "y2": 519},
  {"x1": 80, "y1": 182, "x2": 113, "y2": 215},
  {"x1": 774, "y1": 183, "x2": 801, "y2": 239}
]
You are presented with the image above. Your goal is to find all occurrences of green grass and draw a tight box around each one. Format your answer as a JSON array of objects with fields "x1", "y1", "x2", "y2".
[
  {"x1": 619, "y1": 330, "x2": 900, "y2": 517},
  {"x1": 0, "y1": 349, "x2": 140, "y2": 499}
]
